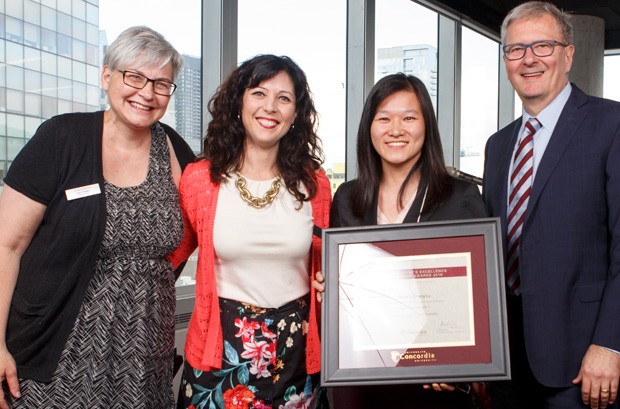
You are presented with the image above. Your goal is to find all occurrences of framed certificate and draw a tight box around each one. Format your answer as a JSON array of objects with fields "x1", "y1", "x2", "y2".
[{"x1": 320, "y1": 217, "x2": 510, "y2": 386}]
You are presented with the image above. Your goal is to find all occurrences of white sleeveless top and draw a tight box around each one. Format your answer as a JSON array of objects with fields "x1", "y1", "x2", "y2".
[{"x1": 213, "y1": 175, "x2": 313, "y2": 308}]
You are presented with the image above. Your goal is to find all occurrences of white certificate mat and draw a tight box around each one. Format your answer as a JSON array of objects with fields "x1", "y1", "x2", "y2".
[{"x1": 338, "y1": 242, "x2": 474, "y2": 369}]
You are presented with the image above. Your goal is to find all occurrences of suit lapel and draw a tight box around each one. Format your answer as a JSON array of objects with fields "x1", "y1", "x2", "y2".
[
  {"x1": 405, "y1": 177, "x2": 430, "y2": 223},
  {"x1": 526, "y1": 87, "x2": 588, "y2": 219}
]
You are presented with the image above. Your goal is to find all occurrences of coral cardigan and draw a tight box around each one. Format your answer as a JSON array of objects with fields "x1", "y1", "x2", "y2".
[{"x1": 169, "y1": 160, "x2": 331, "y2": 374}]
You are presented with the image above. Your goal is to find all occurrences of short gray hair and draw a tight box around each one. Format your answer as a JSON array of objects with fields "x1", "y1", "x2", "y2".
[
  {"x1": 501, "y1": 1, "x2": 573, "y2": 45},
  {"x1": 103, "y1": 26, "x2": 183, "y2": 81}
]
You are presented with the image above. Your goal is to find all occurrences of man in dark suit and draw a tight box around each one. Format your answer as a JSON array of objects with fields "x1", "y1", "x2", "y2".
[{"x1": 482, "y1": 2, "x2": 620, "y2": 408}]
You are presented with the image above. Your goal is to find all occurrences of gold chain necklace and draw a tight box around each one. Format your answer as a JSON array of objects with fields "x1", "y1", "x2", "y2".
[{"x1": 235, "y1": 173, "x2": 282, "y2": 209}]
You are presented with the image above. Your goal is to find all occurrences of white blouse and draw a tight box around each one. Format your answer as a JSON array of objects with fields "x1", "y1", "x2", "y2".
[{"x1": 213, "y1": 175, "x2": 313, "y2": 308}]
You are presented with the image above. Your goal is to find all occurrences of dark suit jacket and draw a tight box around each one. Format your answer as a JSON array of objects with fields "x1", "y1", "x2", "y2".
[
  {"x1": 482, "y1": 84, "x2": 620, "y2": 387},
  {"x1": 331, "y1": 176, "x2": 487, "y2": 227},
  {"x1": 329, "y1": 176, "x2": 486, "y2": 409}
]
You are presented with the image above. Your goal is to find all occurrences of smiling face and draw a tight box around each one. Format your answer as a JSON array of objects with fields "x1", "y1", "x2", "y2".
[
  {"x1": 370, "y1": 89, "x2": 425, "y2": 173},
  {"x1": 101, "y1": 62, "x2": 173, "y2": 131},
  {"x1": 503, "y1": 13, "x2": 574, "y2": 116},
  {"x1": 241, "y1": 71, "x2": 297, "y2": 153}
]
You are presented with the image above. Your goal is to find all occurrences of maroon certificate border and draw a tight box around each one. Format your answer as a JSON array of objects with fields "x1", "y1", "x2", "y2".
[
  {"x1": 320, "y1": 217, "x2": 510, "y2": 387},
  {"x1": 373, "y1": 235, "x2": 490, "y2": 367}
]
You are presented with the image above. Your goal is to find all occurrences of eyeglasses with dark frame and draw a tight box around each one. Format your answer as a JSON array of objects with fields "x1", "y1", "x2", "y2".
[
  {"x1": 502, "y1": 40, "x2": 569, "y2": 61},
  {"x1": 118, "y1": 70, "x2": 177, "y2": 96}
]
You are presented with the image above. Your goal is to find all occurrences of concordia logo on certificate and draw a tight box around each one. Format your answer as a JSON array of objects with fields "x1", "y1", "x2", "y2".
[{"x1": 338, "y1": 243, "x2": 475, "y2": 369}]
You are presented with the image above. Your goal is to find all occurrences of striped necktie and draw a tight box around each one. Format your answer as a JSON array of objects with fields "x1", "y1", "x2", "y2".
[{"x1": 505, "y1": 117, "x2": 542, "y2": 295}]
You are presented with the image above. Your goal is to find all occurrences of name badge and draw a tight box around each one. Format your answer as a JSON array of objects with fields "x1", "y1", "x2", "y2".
[{"x1": 65, "y1": 183, "x2": 101, "y2": 201}]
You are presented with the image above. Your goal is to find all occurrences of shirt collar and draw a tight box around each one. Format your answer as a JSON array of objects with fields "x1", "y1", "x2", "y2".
[{"x1": 522, "y1": 82, "x2": 572, "y2": 133}]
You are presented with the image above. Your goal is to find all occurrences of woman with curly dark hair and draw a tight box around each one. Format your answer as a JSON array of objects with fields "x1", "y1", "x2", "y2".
[{"x1": 169, "y1": 54, "x2": 331, "y2": 409}]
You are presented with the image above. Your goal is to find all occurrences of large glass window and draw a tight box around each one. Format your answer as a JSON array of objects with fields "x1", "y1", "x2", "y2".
[
  {"x1": 604, "y1": 53, "x2": 620, "y2": 102},
  {"x1": 99, "y1": 0, "x2": 202, "y2": 145},
  {"x1": 375, "y1": 0, "x2": 438, "y2": 109},
  {"x1": 6, "y1": 89, "x2": 24, "y2": 113},
  {"x1": 24, "y1": 0, "x2": 41, "y2": 25},
  {"x1": 41, "y1": 73, "x2": 57, "y2": 97},
  {"x1": 0, "y1": 114, "x2": 5, "y2": 157},
  {"x1": 56, "y1": 12, "x2": 71, "y2": 36},
  {"x1": 0, "y1": 89, "x2": 5, "y2": 112},
  {"x1": 24, "y1": 22, "x2": 40, "y2": 48},
  {"x1": 41, "y1": 51, "x2": 57, "y2": 75},
  {"x1": 5, "y1": 0, "x2": 23, "y2": 20},
  {"x1": 1, "y1": 0, "x2": 202, "y2": 230},
  {"x1": 57, "y1": 76, "x2": 72, "y2": 100},
  {"x1": 5, "y1": 16, "x2": 23, "y2": 43},
  {"x1": 24, "y1": 46, "x2": 40, "y2": 71},
  {"x1": 72, "y1": 0, "x2": 85, "y2": 20},
  {"x1": 238, "y1": 0, "x2": 347, "y2": 194},
  {"x1": 25, "y1": 92, "x2": 41, "y2": 116},
  {"x1": 41, "y1": 27, "x2": 56, "y2": 52},
  {"x1": 24, "y1": 68, "x2": 41, "y2": 93},
  {"x1": 459, "y1": 26, "x2": 499, "y2": 177},
  {"x1": 6, "y1": 65, "x2": 24, "y2": 91},
  {"x1": 41, "y1": 6, "x2": 57, "y2": 31}
]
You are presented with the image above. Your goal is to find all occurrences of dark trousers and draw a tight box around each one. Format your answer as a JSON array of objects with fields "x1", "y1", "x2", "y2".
[{"x1": 491, "y1": 296, "x2": 618, "y2": 409}]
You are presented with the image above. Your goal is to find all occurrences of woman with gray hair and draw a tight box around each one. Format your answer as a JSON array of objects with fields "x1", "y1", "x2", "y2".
[{"x1": 0, "y1": 26, "x2": 194, "y2": 408}]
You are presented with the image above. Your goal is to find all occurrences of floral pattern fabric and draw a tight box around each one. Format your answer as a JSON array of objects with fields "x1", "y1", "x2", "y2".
[{"x1": 178, "y1": 295, "x2": 318, "y2": 409}]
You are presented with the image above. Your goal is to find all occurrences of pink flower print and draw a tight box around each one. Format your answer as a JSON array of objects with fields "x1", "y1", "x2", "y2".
[
  {"x1": 249, "y1": 357, "x2": 272, "y2": 378},
  {"x1": 241, "y1": 338, "x2": 272, "y2": 361},
  {"x1": 266, "y1": 339, "x2": 277, "y2": 366},
  {"x1": 261, "y1": 322, "x2": 277, "y2": 341},
  {"x1": 234, "y1": 317, "x2": 260, "y2": 342},
  {"x1": 252, "y1": 400, "x2": 273, "y2": 409},
  {"x1": 279, "y1": 392, "x2": 309, "y2": 409},
  {"x1": 242, "y1": 338, "x2": 273, "y2": 378}
]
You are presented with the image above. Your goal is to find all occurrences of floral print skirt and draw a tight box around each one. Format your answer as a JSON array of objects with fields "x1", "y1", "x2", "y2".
[{"x1": 178, "y1": 295, "x2": 319, "y2": 409}]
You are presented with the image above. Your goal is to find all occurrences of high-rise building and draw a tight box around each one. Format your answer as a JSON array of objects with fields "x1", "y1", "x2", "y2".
[
  {"x1": 0, "y1": 1, "x2": 203, "y2": 188},
  {"x1": 1, "y1": 0, "x2": 101, "y2": 185},
  {"x1": 174, "y1": 55, "x2": 202, "y2": 154},
  {"x1": 326, "y1": 162, "x2": 346, "y2": 195},
  {"x1": 376, "y1": 44, "x2": 438, "y2": 107}
]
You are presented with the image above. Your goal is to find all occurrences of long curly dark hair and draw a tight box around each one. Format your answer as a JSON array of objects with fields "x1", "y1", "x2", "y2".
[
  {"x1": 203, "y1": 54, "x2": 324, "y2": 203},
  {"x1": 351, "y1": 73, "x2": 453, "y2": 217}
]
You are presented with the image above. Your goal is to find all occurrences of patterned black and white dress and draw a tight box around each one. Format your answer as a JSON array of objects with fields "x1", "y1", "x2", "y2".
[{"x1": 9, "y1": 124, "x2": 183, "y2": 408}]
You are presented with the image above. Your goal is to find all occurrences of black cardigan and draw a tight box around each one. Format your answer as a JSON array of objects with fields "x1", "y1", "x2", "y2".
[{"x1": 3, "y1": 111, "x2": 195, "y2": 382}]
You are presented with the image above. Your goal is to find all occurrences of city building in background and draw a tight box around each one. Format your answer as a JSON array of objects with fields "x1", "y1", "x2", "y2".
[
  {"x1": 0, "y1": 1, "x2": 202, "y2": 189},
  {"x1": 2, "y1": 0, "x2": 619, "y2": 192},
  {"x1": 173, "y1": 55, "x2": 202, "y2": 154},
  {"x1": 1, "y1": 0, "x2": 101, "y2": 185},
  {"x1": 325, "y1": 162, "x2": 346, "y2": 193},
  {"x1": 376, "y1": 44, "x2": 438, "y2": 108}
]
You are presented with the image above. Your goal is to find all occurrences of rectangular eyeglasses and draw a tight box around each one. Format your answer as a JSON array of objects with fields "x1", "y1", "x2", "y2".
[
  {"x1": 502, "y1": 40, "x2": 569, "y2": 61},
  {"x1": 119, "y1": 70, "x2": 177, "y2": 96}
]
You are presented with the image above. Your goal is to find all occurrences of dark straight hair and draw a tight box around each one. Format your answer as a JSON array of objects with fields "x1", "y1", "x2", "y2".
[{"x1": 351, "y1": 73, "x2": 453, "y2": 218}]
